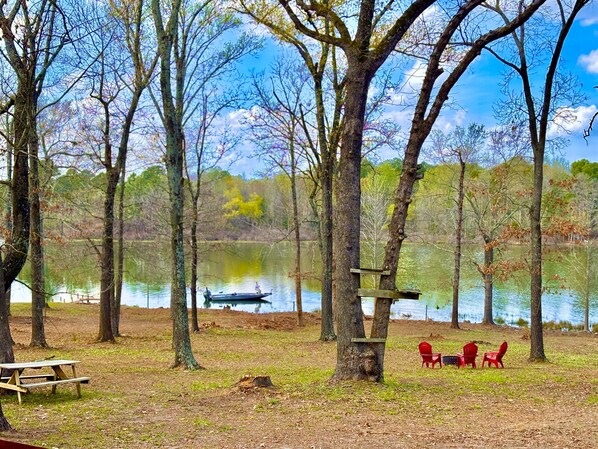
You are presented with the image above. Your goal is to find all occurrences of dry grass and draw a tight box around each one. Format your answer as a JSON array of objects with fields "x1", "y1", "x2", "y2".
[{"x1": 2, "y1": 303, "x2": 597, "y2": 449}]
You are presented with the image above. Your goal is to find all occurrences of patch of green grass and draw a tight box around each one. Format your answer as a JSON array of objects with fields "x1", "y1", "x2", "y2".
[
  {"x1": 190, "y1": 379, "x2": 229, "y2": 392},
  {"x1": 193, "y1": 418, "x2": 212, "y2": 427}
]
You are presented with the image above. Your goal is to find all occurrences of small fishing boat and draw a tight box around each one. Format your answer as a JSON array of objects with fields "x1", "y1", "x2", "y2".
[{"x1": 203, "y1": 289, "x2": 272, "y2": 302}]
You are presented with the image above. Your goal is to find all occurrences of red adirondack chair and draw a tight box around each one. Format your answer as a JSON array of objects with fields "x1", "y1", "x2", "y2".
[
  {"x1": 482, "y1": 341, "x2": 508, "y2": 368},
  {"x1": 418, "y1": 341, "x2": 442, "y2": 368},
  {"x1": 456, "y1": 342, "x2": 478, "y2": 368}
]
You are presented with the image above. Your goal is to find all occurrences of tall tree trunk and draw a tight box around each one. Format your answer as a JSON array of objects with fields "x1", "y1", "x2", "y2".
[
  {"x1": 4, "y1": 141, "x2": 11, "y2": 321},
  {"x1": 312, "y1": 74, "x2": 336, "y2": 341},
  {"x1": 584, "y1": 290, "x2": 589, "y2": 332},
  {"x1": 29, "y1": 115, "x2": 48, "y2": 347},
  {"x1": 290, "y1": 148, "x2": 303, "y2": 327},
  {"x1": 481, "y1": 236, "x2": 495, "y2": 325},
  {"x1": 0, "y1": 281, "x2": 13, "y2": 366},
  {"x1": 529, "y1": 153, "x2": 546, "y2": 360},
  {"x1": 451, "y1": 159, "x2": 466, "y2": 329},
  {"x1": 0, "y1": 401, "x2": 12, "y2": 431},
  {"x1": 113, "y1": 168, "x2": 126, "y2": 336},
  {"x1": 99, "y1": 168, "x2": 118, "y2": 342},
  {"x1": 4, "y1": 126, "x2": 12, "y2": 235},
  {"x1": 167, "y1": 146, "x2": 199, "y2": 368},
  {"x1": 190, "y1": 201, "x2": 200, "y2": 333},
  {"x1": 332, "y1": 65, "x2": 374, "y2": 381},
  {"x1": 371, "y1": 135, "x2": 425, "y2": 379},
  {"x1": 0, "y1": 86, "x2": 31, "y2": 364},
  {"x1": 319, "y1": 151, "x2": 335, "y2": 340},
  {"x1": 152, "y1": 0, "x2": 200, "y2": 369},
  {"x1": 510, "y1": 0, "x2": 587, "y2": 361},
  {"x1": 583, "y1": 246, "x2": 591, "y2": 332}
]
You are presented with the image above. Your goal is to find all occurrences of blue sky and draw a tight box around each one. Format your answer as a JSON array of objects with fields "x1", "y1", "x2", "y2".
[
  {"x1": 454, "y1": 3, "x2": 598, "y2": 164},
  {"x1": 228, "y1": 3, "x2": 598, "y2": 177}
]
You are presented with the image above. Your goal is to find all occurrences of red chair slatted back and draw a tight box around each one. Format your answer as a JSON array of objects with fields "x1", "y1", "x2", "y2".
[
  {"x1": 462, "y1": 342, "x2": 478, "y2": 363},
  {"x1": 498, "y1": 341, "x2": 508, "y2": 356},
  {"x1": 419, "y1": 341, "x2": 432, "y2": 355}
]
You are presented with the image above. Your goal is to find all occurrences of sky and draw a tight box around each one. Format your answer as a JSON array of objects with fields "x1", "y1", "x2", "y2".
[{"x1": 226, "y1": 2, "x2": 598, "y2": 178}]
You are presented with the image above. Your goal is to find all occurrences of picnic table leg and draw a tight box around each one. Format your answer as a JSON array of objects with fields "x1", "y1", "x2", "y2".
[
  {"x1": 51, "y1": 366, "x2": 69, "y2": 395},
  {"x1": 13, "y1": 371, "x2": 23, "y2": 405},
  {"x1": 71, "y1": 365, "x2": 82, "y2": 398}
]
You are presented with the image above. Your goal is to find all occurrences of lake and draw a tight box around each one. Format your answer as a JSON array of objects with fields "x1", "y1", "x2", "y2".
[{"x1": 11, "y1": 241, "x2": 597, "y2": 327}]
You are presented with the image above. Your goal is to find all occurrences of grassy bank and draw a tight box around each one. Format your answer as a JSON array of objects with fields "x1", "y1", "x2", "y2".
[{"x1": 2, "y1": 303, "x2": 597, "y2": 448}]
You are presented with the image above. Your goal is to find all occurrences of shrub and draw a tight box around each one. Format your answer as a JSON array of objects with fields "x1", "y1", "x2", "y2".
[
  {"x1": 515, "y1": 317, "x2": 529, "y2": 328},
  {"x1": 543, "y1": 321, "x2": 583, "y2": 332},
  {"x1": 495, "y1": 316, "x2": 505, "y2": 325}
]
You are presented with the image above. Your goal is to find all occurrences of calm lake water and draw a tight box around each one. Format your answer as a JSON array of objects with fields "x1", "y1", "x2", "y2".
[{"x1": 12, "y1": 241, "x2": 597, "y2": 326}]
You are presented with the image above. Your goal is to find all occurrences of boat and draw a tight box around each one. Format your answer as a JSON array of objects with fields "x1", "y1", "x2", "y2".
[{"x1": 203, "y1": 289, "x2": 272, "y2": 302}]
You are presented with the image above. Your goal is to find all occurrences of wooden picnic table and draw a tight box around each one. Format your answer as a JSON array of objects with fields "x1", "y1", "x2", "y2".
[{"x1": 0, "y1": 359, "x2": 89, "y2": 404}]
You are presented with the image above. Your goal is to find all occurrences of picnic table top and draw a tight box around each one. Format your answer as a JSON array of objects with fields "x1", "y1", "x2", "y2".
[{"x1": 0, "y1": 360, "x2": 80, "y2": 370}]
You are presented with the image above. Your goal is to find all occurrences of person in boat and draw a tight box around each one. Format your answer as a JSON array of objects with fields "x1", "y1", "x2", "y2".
[
  {"x1": 204, "y1": 287, "x2": 212, "y2": 301},
  {"x1": 255, "y1": 282, "x2": 261, "y2": 294}
]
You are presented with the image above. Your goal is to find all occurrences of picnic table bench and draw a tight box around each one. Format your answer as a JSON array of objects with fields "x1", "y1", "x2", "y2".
[{"x1": 0, "y1": 359, "x2": 89, "y2": 404}]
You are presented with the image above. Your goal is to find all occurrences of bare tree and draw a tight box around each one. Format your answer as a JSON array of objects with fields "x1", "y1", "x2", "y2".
[
  {"x1": 80, "y1": 0, "x2": 157, "y2": 341},
  {"x1": 151, "y1": 0, "x2": 200, "y2": 369},
  {"x1": 0, "y1": 0, "x2": 61, "y2": 430},
  {"x1": 247, "y1": 57, "x2": 313, "y2": 326},
  {"x1": 237, "y1": 1, "x2": 345, "y2": 341},
  {"x1": 467, "y1": 127, "x2": 530, "y2": 325},
  {"x1": 178, "y1": 3, "x2": 257, "y2": 333},
  {"x1": 428, "y1": 124, "x2": 486, "y2": 329},
  {"x1": 485, "y1": 0, "x2": 590, "y2": 361}
]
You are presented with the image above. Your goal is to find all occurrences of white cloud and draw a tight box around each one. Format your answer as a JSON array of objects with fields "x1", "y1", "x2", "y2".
[
  {"x1": 578, "y1": 49, "x2": 598, "y2": 73},
  {"x1": 403, "y1": 61, "x2": 428, "y2": 93},
  {"x1": 578, "y1": 4, "x2": 598, "y2": 26},
  {"x1": 581, "y1": 17, "x2": 598, "y2": 26},
  {"x1": 547, "y1": 105, "x2": 598, "y2": 138}
]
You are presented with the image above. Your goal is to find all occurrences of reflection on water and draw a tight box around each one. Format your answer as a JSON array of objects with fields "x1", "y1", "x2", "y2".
[
  {"x1": 11, "y1": 241, "x2": 597, "y2": 326},
  {"x1": 202, "y1": 299, "x2": 271, "y2": 313}
]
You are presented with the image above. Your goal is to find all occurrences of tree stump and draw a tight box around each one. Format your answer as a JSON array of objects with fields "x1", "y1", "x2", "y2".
[{"x1": 236, "y1": 375, "x2": 274, "y2": 390}]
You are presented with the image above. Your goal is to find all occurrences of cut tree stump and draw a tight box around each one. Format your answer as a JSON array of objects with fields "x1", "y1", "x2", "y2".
[{"x1": 236, "y1": 375, "x2": 274, "y2": 390}]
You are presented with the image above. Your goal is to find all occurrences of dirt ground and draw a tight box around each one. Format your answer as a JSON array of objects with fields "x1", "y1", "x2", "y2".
[{"x1": 1, "y1": 304, "x2": 597, "y2": 449}]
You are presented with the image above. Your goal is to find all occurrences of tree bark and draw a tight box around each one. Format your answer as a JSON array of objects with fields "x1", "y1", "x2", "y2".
[
  {"x1": 481, "y1": 237, "x2": 495, "y2": 325},
  {"x1": 152, "y1": 0, "x2": 200, "y2": 369},
  {"x1": 319, "y1": 148, "x2": 335, "y2": 340},
  {"x1": 0, "y1": 84, "x2": 31, "y2": 434},
  {"x1": 0, "y1": 402, "x2": 12, "y2": 432},
  {"x1": 29, "y1": 113, "x2": 48, "y2": 347},
  {"x1": 0, "y1": 86, "x2": 31, "y2": 364},
  {"x1": 529, "y1": 153, "x2": 545, "y2": 360},
  {"x1": 113, "y1": 168, "x2": 125, "y2": 336},
  {"x1": 0, "y1": 280, "x2": 14, "y2": 366},
  {"x1": 332, "y1": 63, "x2": 375, "y2": 381},
  {"x1": 314, "y1": 72, "x2": 337, "y2": 341},
  {"x1": 99, "y1": 166, "x2": 118, "y2": 342},
  {"x1": 451, "y1": 159, "x2": 466, "y2": 329},
  {"x1": 190, "y1": 201, "x2": 200, "y2": 333},
  {"x1": 289, "y1": 137, "x2": 303, "y2": 327},
  {"x1": 371, "y1": 135, "x2": 426, "y2": 379}
]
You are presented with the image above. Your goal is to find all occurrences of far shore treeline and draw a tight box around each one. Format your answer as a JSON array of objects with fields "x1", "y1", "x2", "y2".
[{"x1": 47, "y1": 157, "x2": 597, "y2": 243}]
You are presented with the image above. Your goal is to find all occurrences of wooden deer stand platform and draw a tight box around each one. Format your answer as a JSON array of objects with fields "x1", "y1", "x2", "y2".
[{"x1": 350, "y1": 268, "x2": 421, "y2": 346}]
